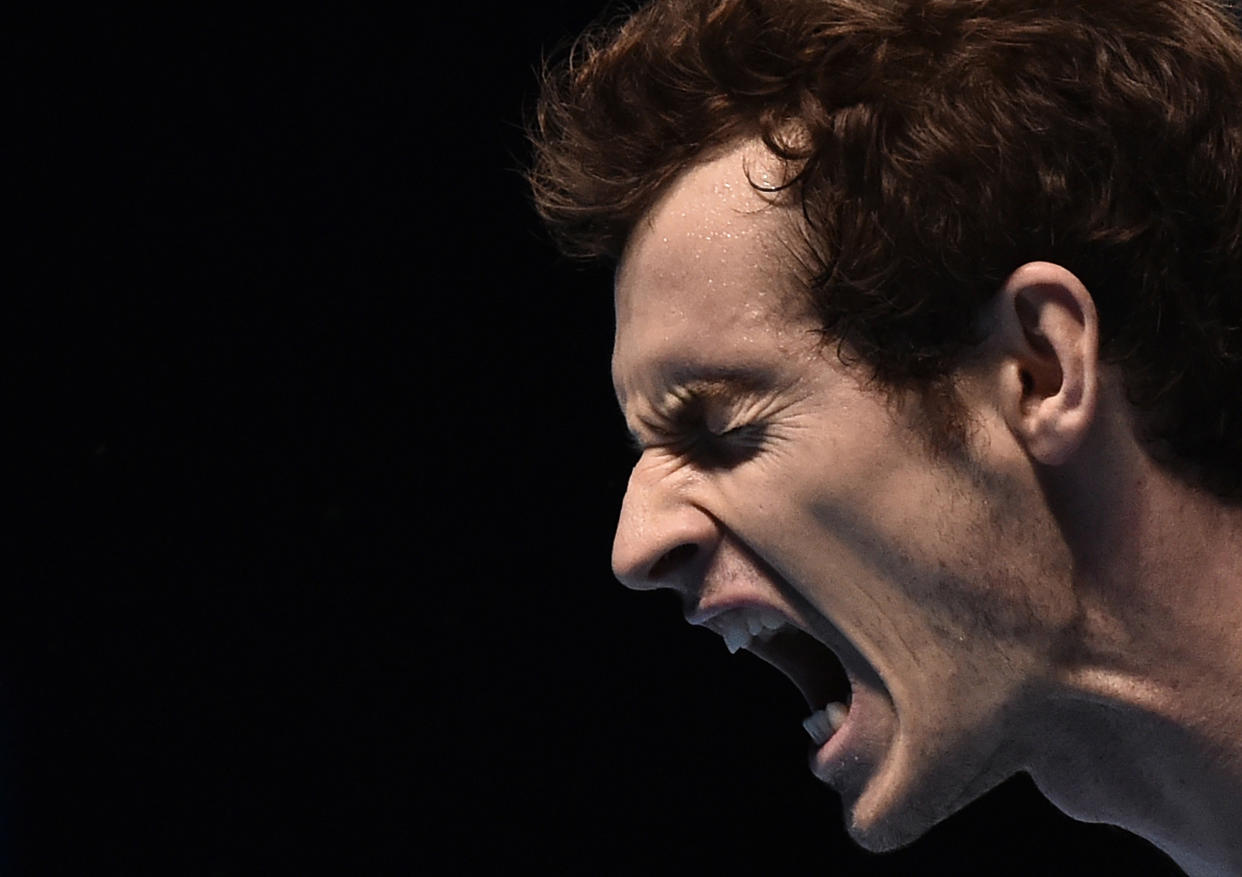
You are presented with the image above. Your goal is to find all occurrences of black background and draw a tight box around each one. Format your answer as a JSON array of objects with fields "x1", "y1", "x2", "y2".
[{"x1": 9, "y1": 5, "x2": 1185, "y2": 874}]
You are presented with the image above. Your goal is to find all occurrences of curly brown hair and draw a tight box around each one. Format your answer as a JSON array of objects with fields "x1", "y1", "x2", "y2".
[{"x1": 528, "y1": 0, "x2": 1242, "y2": 499}]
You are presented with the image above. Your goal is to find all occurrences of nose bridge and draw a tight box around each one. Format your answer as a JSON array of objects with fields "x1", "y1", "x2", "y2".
[{"x1": 611, "y1": 457, "x2": 716, "y2": 593}]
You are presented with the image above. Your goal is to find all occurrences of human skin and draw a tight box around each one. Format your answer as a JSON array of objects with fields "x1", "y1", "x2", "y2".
[{"x1": 609, "y1": 139, "x2": 1242, "y2": 873}]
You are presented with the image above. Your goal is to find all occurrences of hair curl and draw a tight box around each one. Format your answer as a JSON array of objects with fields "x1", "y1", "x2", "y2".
[{"x1": 528, "y1": 0, "x2": 1242, "y2": 499}]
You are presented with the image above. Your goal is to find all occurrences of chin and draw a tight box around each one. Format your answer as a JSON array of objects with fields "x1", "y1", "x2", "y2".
[
  {"x1": 841, "y1": 754, "x2": 999, "y2": 854},
  {"x1": 844, "y1": 799, "x2": 939, "y2": 854},
  {"x1": 851, "y1": 700, "x2": 1034, "y2": 855}
]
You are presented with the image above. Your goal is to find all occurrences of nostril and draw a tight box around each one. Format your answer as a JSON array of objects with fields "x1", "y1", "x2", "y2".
[{"x1": 648, "y1": 543, "x2": 697, "y2": 581}]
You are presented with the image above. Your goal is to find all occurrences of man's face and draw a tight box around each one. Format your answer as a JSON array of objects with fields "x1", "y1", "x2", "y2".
[{"x1": 610, "y1": 141, "x2": 1077, "y2": 850}]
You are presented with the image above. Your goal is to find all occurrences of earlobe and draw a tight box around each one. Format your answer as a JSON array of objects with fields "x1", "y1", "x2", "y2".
[{"x1": 990, "y1": 262, "x2": 1100, "y2": 466}]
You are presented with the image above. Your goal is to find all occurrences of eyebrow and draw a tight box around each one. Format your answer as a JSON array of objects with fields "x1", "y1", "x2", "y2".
[{"x1": 624, "y1": 368, "x2": 774, "y2": 443}]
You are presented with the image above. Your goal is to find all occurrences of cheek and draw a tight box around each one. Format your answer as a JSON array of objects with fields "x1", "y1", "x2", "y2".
[
  {"x1": 884, "y1": 485, "x2": 1074, "y2": 675},
  {"x1": 799, "y1": 454, "x2": 1039, "y2": 640}
]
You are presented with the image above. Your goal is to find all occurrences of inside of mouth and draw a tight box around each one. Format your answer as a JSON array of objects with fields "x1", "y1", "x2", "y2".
[{"x1": 749, "y1": 627, "x2": 851, "y2": 712}]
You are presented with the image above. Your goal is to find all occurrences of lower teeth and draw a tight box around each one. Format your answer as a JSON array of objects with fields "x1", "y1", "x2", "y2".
[{"x1": 801, "y1": 702, "x2": 849, "y2": 746}]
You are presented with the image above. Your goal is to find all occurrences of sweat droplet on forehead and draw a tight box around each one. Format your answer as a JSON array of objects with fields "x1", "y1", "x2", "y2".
[{"x1": 612, "y1": 139, "x2": 822, "y2": 411}]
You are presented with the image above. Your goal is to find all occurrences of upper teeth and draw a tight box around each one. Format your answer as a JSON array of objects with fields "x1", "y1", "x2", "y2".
[{"x1": 712, "y1": 608, "x2": 787, "y2": 654}]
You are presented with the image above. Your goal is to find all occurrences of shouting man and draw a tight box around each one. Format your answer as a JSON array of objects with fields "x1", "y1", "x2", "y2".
[{"x1": 528, "y1": 1, "x2": 1242, "y2": 873}]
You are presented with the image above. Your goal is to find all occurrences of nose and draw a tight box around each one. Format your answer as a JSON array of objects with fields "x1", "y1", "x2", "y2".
[{"x1": 611, "y1": 458, "x2": 718, "y2": 594}]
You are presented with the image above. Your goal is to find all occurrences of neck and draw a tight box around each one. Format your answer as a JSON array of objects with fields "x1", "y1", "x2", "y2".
[
  {"x1": 1033, "y1": 430, "x2": 1242, "y2": 876},
  {"x1": 1034, "y1": 673, "x2": 1242, "y2": 875}
]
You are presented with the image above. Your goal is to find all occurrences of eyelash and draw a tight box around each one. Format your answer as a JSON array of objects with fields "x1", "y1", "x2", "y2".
[{"x1": 629, "y1": 423, "x2": 761, "y2": 466}]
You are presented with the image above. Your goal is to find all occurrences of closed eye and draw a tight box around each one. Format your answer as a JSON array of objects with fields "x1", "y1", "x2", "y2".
[
  {"x1": 628, "y1": 424, "x2": 764, "y2": 469},
  {"x1": 692, "y1": 424, "x2": 765, "y2": 468}
]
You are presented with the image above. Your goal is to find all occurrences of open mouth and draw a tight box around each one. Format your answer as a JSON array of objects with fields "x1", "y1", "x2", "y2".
[{"x1": 701, "y1": 608, "x2": 853, "y2": 746}]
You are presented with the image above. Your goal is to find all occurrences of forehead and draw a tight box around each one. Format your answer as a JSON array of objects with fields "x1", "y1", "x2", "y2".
[{"x1": 612, "y1": 141, "x2": 811, "y2": 400}]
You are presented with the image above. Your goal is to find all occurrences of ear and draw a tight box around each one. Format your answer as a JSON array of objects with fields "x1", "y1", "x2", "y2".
[{"x1": 985, "y1": 262, "x2": 1100, "y2": 466}]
